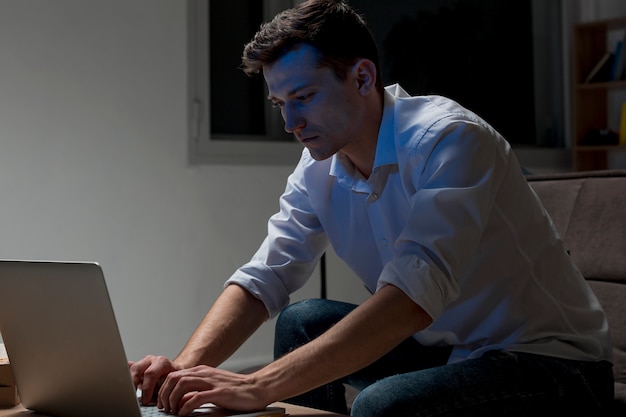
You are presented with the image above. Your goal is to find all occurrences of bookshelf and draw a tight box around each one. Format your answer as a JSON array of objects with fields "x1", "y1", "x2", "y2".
[{"x1": 572, "y1": 16, "x2": 626, "y2": 171}]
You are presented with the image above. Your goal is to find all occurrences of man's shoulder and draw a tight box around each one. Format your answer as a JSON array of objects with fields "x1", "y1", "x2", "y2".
[
  {"x1": 384, "y1": 84, "x2": 482, "y2": 122},
  {"x1": 383, "y1": 86, "x2": 503, "y2": 173}
]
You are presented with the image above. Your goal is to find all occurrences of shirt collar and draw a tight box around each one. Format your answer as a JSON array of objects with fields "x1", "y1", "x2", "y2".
[
  {"x1": 330, "y1": 85, "x2": 401, "y2": 188},
  {"x1": 372, "y1": 86, "x2": 400, "y2": 169},
  {"x1": 330, "y1": 152, "x2": 367, "y2": 191}
]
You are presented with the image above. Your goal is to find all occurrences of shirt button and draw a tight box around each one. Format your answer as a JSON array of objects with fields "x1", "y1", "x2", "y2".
[
  {"x1": 382, "y1": 239, "x2": 388, "y2": 246},
  {"x1": 370, "y1": 193, "x2": 379, "y2": 201}
]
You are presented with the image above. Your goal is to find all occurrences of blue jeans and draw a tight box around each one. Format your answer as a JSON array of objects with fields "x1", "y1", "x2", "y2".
[{"x1": 274, "y1": 298, "x2": 614, "y2": 417}]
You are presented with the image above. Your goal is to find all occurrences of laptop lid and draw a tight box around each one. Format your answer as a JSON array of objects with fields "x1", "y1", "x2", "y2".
[{"x1": 0, "y1": 260, "x2": 144, "y2": 417}]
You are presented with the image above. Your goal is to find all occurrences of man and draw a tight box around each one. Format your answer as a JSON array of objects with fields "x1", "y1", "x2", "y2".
[{"x1": 130, "y1": 1, "x2": 614, "y2": 416}]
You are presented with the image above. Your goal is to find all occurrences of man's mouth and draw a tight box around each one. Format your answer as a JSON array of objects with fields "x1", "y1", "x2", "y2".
[{"x1": 299, "y1": 135, "x2": 317, "y2": 144}]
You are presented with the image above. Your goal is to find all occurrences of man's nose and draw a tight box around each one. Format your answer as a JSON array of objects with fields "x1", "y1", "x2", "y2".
[{"x1": 283, "y1": 105, "x2": 305, "y2": 133}]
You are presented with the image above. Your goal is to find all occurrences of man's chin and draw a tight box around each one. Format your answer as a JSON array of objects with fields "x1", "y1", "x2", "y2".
[{"x1": 307, "y1": 149, "x2": 335, "y2": 161}]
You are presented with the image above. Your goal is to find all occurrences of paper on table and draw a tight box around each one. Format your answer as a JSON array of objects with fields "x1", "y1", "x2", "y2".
[{"x1": 0, "y1": 344, "x2": 8, "y2": 365}]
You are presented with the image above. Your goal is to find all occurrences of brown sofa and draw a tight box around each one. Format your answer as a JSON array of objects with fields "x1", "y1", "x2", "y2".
[{"x1": 527, "y1": 169, "x2": 626, "y2": 414}]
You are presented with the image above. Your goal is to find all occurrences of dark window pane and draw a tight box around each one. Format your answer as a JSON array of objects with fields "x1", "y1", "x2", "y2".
[
  {"x1": 352, "y1": 0, "x2": 537, "y2": 145},
  {"x1": 210, "y1": 0, "x2": 266, "y2": 136}
]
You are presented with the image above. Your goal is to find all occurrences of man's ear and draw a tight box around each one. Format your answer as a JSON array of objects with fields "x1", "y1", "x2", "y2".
[{"x1": 352, "y1": 58, "x2": 377, "y2": 95}]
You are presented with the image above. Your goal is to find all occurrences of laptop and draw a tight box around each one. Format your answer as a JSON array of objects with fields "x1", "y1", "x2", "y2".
[{"x1": 0, "y1": 260, "x2": 285, "y2": 417}]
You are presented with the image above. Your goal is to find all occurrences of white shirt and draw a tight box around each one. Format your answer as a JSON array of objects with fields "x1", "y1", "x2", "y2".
[{"x1": 226, "y1": 84, "x2": 612, "y2": 363}]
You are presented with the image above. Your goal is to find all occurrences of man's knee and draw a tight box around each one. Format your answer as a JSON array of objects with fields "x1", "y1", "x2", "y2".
[
  {"x1": 277, "y1": 298, "x2": 356, "y2": 334},
  {"x1": 277, "y1": 298, "x2": 323, "y2": 325},
  {"x1": 274, "y1": 299, "x2": 329, "y2": 358},
  {"x1": 350, "y1": 384, "x2": 397, "y2": 417},
  {"x1": 274, "y1": 298, "x2": 357, "y2": 359},
  {"x1": 275, "y1": 299, "x2": 327, "y2": 339}
]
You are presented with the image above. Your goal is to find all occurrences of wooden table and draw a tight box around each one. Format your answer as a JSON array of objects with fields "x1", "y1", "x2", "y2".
[{"x1": 0, "y1": 402, "x2": 347, "y2": 416}]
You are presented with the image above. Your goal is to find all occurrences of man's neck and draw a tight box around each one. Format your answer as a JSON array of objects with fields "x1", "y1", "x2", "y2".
[
  {"x1": 342, "y1": 102, "x2": 383, "y2": 179},
  {"x1": 347, "y1": 145, "x2": 376, "y2": 179}
]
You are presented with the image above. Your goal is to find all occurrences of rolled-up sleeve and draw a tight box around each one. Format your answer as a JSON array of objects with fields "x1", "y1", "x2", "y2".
[{"x1": 225, "y1": 153, "x2": 328, "y2": 318}]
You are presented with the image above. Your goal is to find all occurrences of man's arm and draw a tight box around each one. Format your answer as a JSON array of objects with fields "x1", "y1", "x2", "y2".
[
  {"x1": 256, "y1": 284, "x2": 431, "y2": 402},
  {"x1": 174, "y1": 284, "x2": 269, "y2": 368},
  {"x1": 130, "y1": 284, "x2": 268, "y2": 405},
  {"x1": 157, "y1": 284, "x2": 432, "y2": 415}
]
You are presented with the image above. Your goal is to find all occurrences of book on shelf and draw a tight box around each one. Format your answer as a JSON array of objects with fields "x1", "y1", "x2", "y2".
[
  {"x1": 619, "y1": 102, "x2": 626, "y2": 146},
  {"x1": 611, "y1": 32, "x2": 626, "y2": 81},
  {"x1": 584, "y1": 51, "x2": 614, "y2": 83}
]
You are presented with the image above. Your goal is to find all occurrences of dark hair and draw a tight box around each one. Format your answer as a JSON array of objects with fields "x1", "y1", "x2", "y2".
[{"x1": 241, "y1": 0, "x2": 383, "y2": 94}]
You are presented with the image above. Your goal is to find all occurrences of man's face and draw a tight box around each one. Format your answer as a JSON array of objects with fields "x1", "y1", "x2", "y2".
[{"x1": 263, "y1": 44, "x2": 367, "y2": 161}]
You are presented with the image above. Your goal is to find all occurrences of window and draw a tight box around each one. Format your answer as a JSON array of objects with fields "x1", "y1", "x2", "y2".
[
  {"x1": 187, "y1": 0, "x2": 302, "y2": 165},
  {"x1": 349, "y1": 0, "x2": 564, "y2": 148},
  {"x1": 188, "y1": 0, "x2": 565, "y2": 165}
]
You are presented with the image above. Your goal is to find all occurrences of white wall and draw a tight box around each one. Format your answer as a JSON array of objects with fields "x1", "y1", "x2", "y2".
[{"x1": 578, "y1": 0, "x2": 626, "y2": 22}]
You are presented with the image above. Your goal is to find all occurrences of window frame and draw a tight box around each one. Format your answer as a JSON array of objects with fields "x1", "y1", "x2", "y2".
[{"x1": 187, "y1": 0, "x2": 302, "y2": 166}]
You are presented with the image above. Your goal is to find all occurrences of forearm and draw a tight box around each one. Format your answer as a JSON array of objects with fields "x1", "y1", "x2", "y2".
[
  {"x1": 253, "y1": 284, "x2": 432, "y2": 403},
  {"x1": 174, "y1": 284, "x2": 269, "y2": 369}
]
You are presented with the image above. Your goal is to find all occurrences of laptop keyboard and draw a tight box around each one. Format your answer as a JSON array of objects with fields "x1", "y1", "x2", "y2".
[{"x1": 140, "y1": 405, "x2": 166, "y2": 416}]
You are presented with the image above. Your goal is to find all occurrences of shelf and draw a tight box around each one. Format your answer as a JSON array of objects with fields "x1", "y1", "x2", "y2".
[
  {"x1": 575, "y1": 16, "x2": 626, "y2": 31},
  {"x1": 575, "y1": 80, "x2": 626, "y2": 90},
  {"x1": 575, "y1": 145, "x2": 626, "y2": 152},
  {"x1": 572, "y1": 15, "x2": 626, "y2": 171}
]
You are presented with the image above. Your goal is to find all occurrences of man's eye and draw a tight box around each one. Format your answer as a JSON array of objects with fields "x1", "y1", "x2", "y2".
[
  {"x1": 271, "y1": 101, "x2": 284, "y2": 109},
  {"x1": 297, "y1": 93, "x2": 314, "y2": 102}
]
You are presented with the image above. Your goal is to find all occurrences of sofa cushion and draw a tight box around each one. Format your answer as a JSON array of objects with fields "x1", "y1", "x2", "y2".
[
  {"x1": 528, "y1": 170, "x2": 626, "y2": 285},
  {"x1": 527, "y1": 170, "x2": 626, "y2": 411}
]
